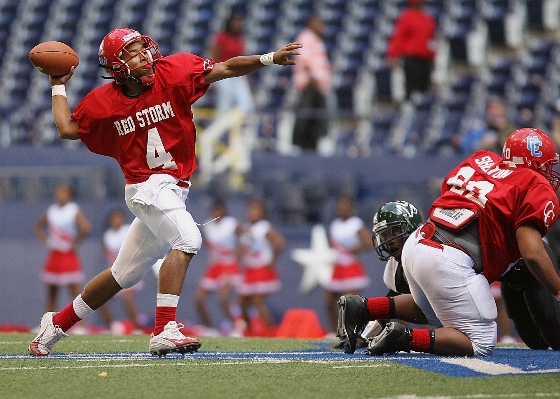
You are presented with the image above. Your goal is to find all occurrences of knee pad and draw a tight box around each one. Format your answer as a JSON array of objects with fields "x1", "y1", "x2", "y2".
[
  {"x1": 467, "y1": 319, "x2": 497, "y2": 357},
  {"x1": 170, "y1": 224, "x2": 202, "y2": 254},
  {"x1": 472, "y1": 342, "x2": 495, "y2": 357},
  {"x1": 112, "y1": 256, "x2": 158, "y2": 289}
]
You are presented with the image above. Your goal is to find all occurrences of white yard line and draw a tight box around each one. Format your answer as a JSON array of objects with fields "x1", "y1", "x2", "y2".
[{"x1": 440, "y1": 357, "x2": 560, "y2": 376}]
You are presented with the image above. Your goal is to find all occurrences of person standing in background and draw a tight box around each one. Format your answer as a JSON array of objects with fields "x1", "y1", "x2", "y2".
[
  {"x1": 99, "y1": 208, "x2": 145, "y2": 335},
  {"x1": 208, "y1": 13, "x2": 255, "y2": 114},
  {"x1": 34, "y1": 184, "x2": 91, "y2": 320},
  {"x1": 454, "y1": 96, "x2": 518, "y2": 155},
  {"x1": 291, "y1": 14, "x2": 333, "y2": 151},
  {"x1": 324, "y1": 197, "x2": 372, "y2": 333},
  {"x1": 195, "y1": 201, "x2": 242, "y2": 336},
  {"x1": 387, "y1": 0, "x2": 437, "y2": 100},
  {"x1": 238, "y1": 198, "x2": 285, "y2": 335}
]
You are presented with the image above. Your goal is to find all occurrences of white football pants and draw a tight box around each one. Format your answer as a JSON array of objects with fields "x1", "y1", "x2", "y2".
[
  {"x1": 401, "y1": 227, "x2": 497, "y2": 357},
  {"x1": 110, "y1": 181, "x2": 202, "y2": 289}
]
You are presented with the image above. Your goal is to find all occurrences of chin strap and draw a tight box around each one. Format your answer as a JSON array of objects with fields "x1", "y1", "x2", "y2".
[{"x1": 100, "y1": 62, "x2": 156, "y2": 86}]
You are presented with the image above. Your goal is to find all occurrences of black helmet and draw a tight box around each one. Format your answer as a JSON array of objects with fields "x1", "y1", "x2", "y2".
[{"x1": 372, "y1": 201, "x2": 422, "y2": 261}]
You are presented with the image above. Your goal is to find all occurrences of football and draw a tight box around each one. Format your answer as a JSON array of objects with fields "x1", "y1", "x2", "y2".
[{"x1": 29, "y1": 41, "x2": 79, "y2": 76}]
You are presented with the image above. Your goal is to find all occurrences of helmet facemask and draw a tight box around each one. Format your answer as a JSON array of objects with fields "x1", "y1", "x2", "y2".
[
  {"x1": 372, "y1": 222, "x2": 409, "y2": 261},
  {"x1": 372, "y1": 200, "x2": 423, "y2": 261},
  {"x1": 536, "y1": 155, "x2": 560, "y2": 192}
]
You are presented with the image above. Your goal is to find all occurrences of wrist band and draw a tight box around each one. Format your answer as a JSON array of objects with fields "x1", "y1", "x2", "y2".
[
  {"x1": 52, "y1": 85, "x2": 67, "y2": 98},
  {"x1": 260, "y1": 52, "x2": 275, "y2": 65}
]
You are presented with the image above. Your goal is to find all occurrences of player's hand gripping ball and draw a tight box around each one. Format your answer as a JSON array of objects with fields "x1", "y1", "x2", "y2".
[{"x1": 29, "y1": 41, "x2": 79, "y2": 76}]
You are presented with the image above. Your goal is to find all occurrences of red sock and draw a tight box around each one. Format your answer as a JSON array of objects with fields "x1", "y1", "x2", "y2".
[
  {"x1": 153, "y1": 306, "x2": 177, "y2": 335},
  {"x1": 410, "y1": 329, "x2": 432, "y2": 352},
  {"x1": 52, "y1": 303, "x2": 81, "y2": 332},
  {"x1": 366, "y1": 297, "x2": 391, "y2": 319}
]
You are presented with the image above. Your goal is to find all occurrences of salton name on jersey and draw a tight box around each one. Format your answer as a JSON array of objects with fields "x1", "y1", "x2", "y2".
[
  {"x1": 113, "y1": 101, "x2": 176, "y2": 136},
  {"x1": 474, "y1": 155, "x2": 513, "y2": 179}
]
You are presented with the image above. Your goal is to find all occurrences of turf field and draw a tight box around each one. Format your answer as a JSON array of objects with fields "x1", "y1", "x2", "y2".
[{"x1": 1, "y1": 333, "x2": 560, "y2": 399}]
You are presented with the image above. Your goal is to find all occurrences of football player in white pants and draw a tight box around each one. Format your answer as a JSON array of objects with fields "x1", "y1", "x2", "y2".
[
  {"x1": 338, "y1": 128, "x2": 560, "y2": 357},
  {"x1": 29, "y1": 27, "x2": 302, "y2": 357}
]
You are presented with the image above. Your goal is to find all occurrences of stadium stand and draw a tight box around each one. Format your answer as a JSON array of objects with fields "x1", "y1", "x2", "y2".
[
  {"x1": 0, "y1": 0, "x2": 557, "y2": 148},
  {"x1": 0, "y1": 0, "x2": 559, "y2": 211}
]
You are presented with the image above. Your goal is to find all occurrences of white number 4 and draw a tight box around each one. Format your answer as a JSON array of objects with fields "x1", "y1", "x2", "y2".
[{"x1": 146, "y1": 127, "x2": 177, "y2": 170}]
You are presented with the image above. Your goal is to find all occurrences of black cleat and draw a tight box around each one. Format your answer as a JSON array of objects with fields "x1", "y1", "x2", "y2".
[
  {"x1": 365, "y1": 321, "x2": 412, "y2": 356},
  {"x1": 336, "y1": 295, "x2": 370, "y2": 354},
  {"x1": 150, "y1": 341, "x2": 201, "y2": 357}
]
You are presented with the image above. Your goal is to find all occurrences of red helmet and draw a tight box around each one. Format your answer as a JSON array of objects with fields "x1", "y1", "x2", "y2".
[
  {"x1": 98, "y1": 28, "x2": 161, "y2": 86},
  {"x1": 502, "y1": 127, "x2": 560, "y2": 191}
]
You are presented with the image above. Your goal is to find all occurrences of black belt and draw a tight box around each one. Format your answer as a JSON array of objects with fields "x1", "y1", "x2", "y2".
[{"x1": 422, "y1": 220, "x2": 483, "y2": 274}]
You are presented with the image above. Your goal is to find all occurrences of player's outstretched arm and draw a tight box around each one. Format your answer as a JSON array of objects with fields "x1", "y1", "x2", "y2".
[
  {"x1": 204, "y1": 42, "x2": 302, "y2": 85},
  {"x1": 49, "y1": 67, "x2": 80, "y2": 140}
]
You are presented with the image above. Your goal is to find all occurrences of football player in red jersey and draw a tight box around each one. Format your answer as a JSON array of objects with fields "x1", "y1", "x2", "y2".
[
  {"x1": 338, "y1": 128, "x2": 560, "y2": 357},
  {"x1": 29, "y1": 28, "x2": 302, "y2": 357}
]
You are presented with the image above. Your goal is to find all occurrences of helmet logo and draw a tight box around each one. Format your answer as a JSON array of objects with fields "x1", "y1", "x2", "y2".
[
  {"x1": 395, "y1": 202, "x2": 417, "y2": 218},
  {"x1": 122, "y1": 31, "x2": 141, "y2": 42},
  {"x1": 527, "y1": 135, "x2": 542, "y2": 157}
]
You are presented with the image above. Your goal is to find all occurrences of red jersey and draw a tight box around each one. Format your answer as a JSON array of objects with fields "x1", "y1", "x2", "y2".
[
  {"x1": 430, "y1": 150, "x2": 559, "y2": 283},
  {"x1": 72, "y1": 53, "x2": 214, "y2": 184},
  {"x1": 212, "y1": 32, "x2": 244, "y2": 62},
  {"x1": 387, "y1": 8, "x2": 436, "y2": 61}
]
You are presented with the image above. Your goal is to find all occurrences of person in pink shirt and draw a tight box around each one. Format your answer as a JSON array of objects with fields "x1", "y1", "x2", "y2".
[{"x1": 292, "y1": 14, "x2": 332, "y2": 151}]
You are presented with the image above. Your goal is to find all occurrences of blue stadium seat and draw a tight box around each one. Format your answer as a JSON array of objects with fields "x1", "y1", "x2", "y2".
[{"x1": 526, "y1": 0, "x2": 544, "y2": 29}]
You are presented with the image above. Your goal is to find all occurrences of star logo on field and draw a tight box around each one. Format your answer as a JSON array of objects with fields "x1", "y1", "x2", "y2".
[{"x1": 291, "y1": 224, "x2": 336, "y2": 294}]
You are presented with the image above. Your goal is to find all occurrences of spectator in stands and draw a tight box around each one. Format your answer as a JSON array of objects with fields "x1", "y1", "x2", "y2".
[
  {"x1": 34, "y1": 184, "x2": 91, "y2": 320},
  {"x1": 292, "y1": 14, "x2": 333, "y2": 151},
  {"x1": 324, "y1": 197, "x2": 372, "y2": 333},
  {"x1": 238, "y1": 198, "x2": 285, "y2": 335},
  {"x1": 454, "y1": 96, "x2": 517, "y2": 154},
  {"x1": 208, "y1": 13, "x2": 255, "y2": 114},
  {"x1": 387, "y1": 0, "x2": 437, "y2": 100},
  {"x1": 195, "y1": 200, "x2": 243, "y2": 336},
  {"x1": 98, "y1": 208, "x2": 145, "y2": 335},
  {"x1": 549, "y1": 111, "x2": 560, "y2": 150}
]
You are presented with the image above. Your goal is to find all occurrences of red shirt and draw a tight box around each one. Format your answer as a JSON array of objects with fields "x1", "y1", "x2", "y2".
[
  {"x1": 387, "y1": 8, "x2": 436, "y2": 61},
  {"x1": 72, "y1": 53, "x2": 214, "y2": 184},
  {"x1": 430, "y1": 150, "x2": 559, "y2": 283},
  {"x1": 212, "y1": 32, "x2": 244, "y2": 62}
]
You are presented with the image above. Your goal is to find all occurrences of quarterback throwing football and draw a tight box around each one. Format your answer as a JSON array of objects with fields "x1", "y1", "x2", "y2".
[{"x1": 29, "y1": 28, "x2": 301, "y2": 357}]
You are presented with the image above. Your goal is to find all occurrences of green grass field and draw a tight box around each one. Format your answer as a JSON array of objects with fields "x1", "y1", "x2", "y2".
[{"x1": 1, "y1": 333, "x2": 560, "y2": 399}]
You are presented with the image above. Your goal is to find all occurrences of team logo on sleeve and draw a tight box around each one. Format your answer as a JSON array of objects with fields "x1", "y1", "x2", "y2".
[
  {"x1": 527, "y1": 135, "x2": 543, "y2": 157},
  {"x1": 203, "y1": 59, "x2": 214, "y2": 71},
  {"x1": 544, "y1": 200, "x2": 555, "y2": 228}
]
